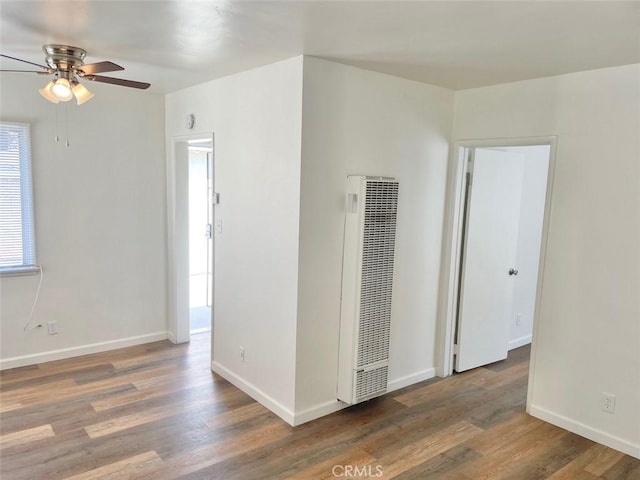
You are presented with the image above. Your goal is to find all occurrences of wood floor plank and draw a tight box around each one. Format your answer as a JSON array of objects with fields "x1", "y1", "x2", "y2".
[
  {"x1": 484, "y1": 344, "x2": 531, "y2": 372},
  {"x1": 0, "y1": 401, "x2": 23, "y2": 413},
  {"x1": 392, "y1": 444, "x2": 482, "y2": 480},
  {"x1": 110, "y1": 347, "x2": 187, "y2": 370},
  {"x1": 467, "y1": 360, "x2": 529, "y2": 390},
  {"x1": 62, "y1": 451, "x2": 163, "y2": 480},
  {"x1": 131, "y1": 366, "x2": 215, "y2": 390},
  {"x1": 547, "y1": 460, "x2": 599, "y2": 480},
  {"x1": 0, "y1": 424, "x2": 54, "y2": 449},
  {"x1": 276, "y1": 446, "x2": 376, "y2": 480},
  {"x1": 465, "y1": 393, "x2": 525, "y2": 431},
  {"x1": 203, "y1": 401, "x2": 271, "y2": 431},
  {"x1": 0, "y1": 363, "x2": 116, "y2": 393},
  {"x1": 496, "y1": 431, "x2": 594, "y2": 480},
  {"x1": 85, "y1": 387, "x2": 225, "y2": 439},
  {"x1": 136, "y1": 421, "x2": 292, "y2": 480},
  {"x1": 447, "y1": 421, "x2": 568, "y2": 479},
  {"x1": 463, "y1": 410, "x2": 542, "y2": 455},
  {"x1": 0, "y1": 378, "x2": 77, "y2": 403},
  {"x1": 85, "y1": 405, "x2": 176, "y2": 439},
  {"x1": 91, "y1": 369, "x2": 216, "y2": 412},
  {"x1": 601, "y1": 455, "x2": 640, "y2": 480},
  {"x1": 582, "y1": 444, "x2": 626, "y2": 476},
  {"x1": 1, "y1": 384, "x2": 136, "y2": 435},
  {"x1": 393, "y1": 368, "x2": 494, "y2": 408},
  {"x1": 1, "y1": 364, "x2": 178, "y2": 407},
  {"x1": 374, "y1": 420, "x2": 484, "y2": 478}
]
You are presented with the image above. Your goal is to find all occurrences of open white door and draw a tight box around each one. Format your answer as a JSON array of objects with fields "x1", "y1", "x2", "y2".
[{"x1": 455, "y1": 148, "x2": 525, "y2": 372}]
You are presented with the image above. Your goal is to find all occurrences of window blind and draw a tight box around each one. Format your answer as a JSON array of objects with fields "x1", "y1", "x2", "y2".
[{"x1": 0, "y1": 122, "x2": 36, "y2": 270}]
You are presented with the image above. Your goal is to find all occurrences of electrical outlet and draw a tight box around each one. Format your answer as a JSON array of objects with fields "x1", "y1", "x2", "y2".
[
  {"x1": 601, "y1": 393, "x2": 616, "y2": 414},
  {"x1": 240, "y1": 346, "x2": 245, "y2": 363},
  {"x1": 516, "y1": 313, "x2": 523, "y2": 326},
  {"x1": 47, "y1": 321, "x2": 59, "y2": 335}
]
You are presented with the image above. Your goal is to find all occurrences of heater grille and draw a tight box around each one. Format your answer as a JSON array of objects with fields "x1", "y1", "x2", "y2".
[
  {"x1": 357, "y1": 181, "x2": 398, "y2": 367},
  {"x1": 355, "y1": 365, "x2": 389, "y2": 402},
  {"x1": 338, "y1": 176, "x2": 399, "y2": 405}
]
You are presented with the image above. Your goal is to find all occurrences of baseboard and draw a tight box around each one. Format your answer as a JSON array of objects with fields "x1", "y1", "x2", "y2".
[
  {"x1": 293, "y1": 400, "x2": 347, "y2": 426},
  {"x1": 529, "y1": 404, "x2": 640, "y2": 459},
  {"x1": 211, "y1": 360, "x2": 296, "y2": 426},
  {"x1": 209, "y1": 364, "x2": 438, "y2": 427},
  {"x1": 0, "y1": 332, "x2": 170, "y2": 370},
  {"x1": 387, "y1": 368, "x2": 437, "y2": 393},
  {"x1": 293, "y1": 368, "x2": 437, "y2": 425},
  {"x1": 508, "y1": 334, "x2": 532, "y2": 350}
]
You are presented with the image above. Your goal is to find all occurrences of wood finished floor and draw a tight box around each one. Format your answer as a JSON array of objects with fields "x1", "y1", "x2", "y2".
[{"x1": 1, "y1": 335, "x2": 638, "y2": 480}]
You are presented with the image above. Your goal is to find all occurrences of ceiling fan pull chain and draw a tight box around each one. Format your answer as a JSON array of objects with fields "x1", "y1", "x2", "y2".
[
  {"x1": 64, "y1": 103, "x2": 70, "y2": 148},
  {"x1": 54, "y1": 104, "x2": 60, "y2": 143}
]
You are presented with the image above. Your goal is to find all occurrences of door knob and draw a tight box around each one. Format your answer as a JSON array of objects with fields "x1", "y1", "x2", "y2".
[{"x1": 509, "y1": 268, "x2": 519, "y2": 276}]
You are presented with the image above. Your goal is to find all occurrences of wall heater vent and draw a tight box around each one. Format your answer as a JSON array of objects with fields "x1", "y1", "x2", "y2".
[{"x1": 338, "y1": 176, "x2": 399, "y2": 405}]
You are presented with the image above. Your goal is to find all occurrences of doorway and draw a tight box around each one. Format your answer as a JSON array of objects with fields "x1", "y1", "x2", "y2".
[
  {"x1": 188, "y1": 140, "x2": 214, "y2": 335},
  {"x1": 439, "y1": 137, "x2": 556, "y2": 391},
  {"x1": 167, "y1": 133, "x2": 215, "y2": 346}
]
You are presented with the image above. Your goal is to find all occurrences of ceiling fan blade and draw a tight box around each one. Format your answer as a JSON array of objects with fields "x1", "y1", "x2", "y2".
[
  {"x1": 0, "y1": 69, "x2": 50, "y2": 74},
  {"x1": 86, "y1": 75, "x2": 150, "y2": 89},
  {"x1": 78, "y1": 61, "x2": 124, "y2": 75},
  {"x1": 0, "y1": 53, "x2": 49, "y2": 70}
]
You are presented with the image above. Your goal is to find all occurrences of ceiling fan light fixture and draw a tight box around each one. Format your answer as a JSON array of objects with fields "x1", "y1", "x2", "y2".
[
  {"x1": 38, "y1": 80, "x2": 60, "y2": 103},
  {"x1": 72, "y1": 82, "x2": 93, "y2": 105},
  {"x1": 7, "y1": 44, "x2": 150, "y2": 106},
  {"x1": 51, "y1": 77, "x2": 73, "y2": 101}
]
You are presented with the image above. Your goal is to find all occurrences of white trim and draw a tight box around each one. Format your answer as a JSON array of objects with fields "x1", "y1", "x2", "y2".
[
  {"x1": 435, "y1": 146, "x2": 468, "y2": 378},
  {"x1": 387, "y1": 368, "x2": 437, "y2": 393},
  {"x1": 167, "y1": 132, "x2": 215, "y2": 346},
  {"x1": 0, "y1": 332, "x2": 169, "y2": 370},
  {"x1": 437, "y1": 136, "x2": 557, "y2": 394},
  {"x1": 525, "y1": 138, "x2": 558, "y2": 411},
  {"x1": 528, "y1": 404, "x2": 640, "y2": 460},
  {"x1": 508, "y1": 335, "x2": 532, "y2": 351},
  {"x1": 293, "y1": 400, "x2": 347, "y2": 426},
  {"x1": 211, "y1": 361, "x2": 296, "y2": 426}
]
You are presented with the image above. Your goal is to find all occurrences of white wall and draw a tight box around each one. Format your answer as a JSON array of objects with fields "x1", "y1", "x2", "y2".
[
  {"x1": 0, "y1": 73, "x2": 167, "y2": 368},
  {"x1": 453, "y1": 64, "x2": 640, "y2": 458},
  {"x1": 165, "y1": 57, "x2": 304, "y2": 420},
  {"x1": 295, "y1": 57, "x2": 453, "y2": 421},
  {"x1": 507, "y1": 145, "x2": 550, "y2": 348}
]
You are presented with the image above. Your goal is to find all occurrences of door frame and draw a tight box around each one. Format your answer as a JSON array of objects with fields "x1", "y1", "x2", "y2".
[
  {"x1": 167, "y1": 132, "x2": 215, "y2": 345},
  {"x1": 436, "y1": 136, "x2": 557, "y2": 408}
]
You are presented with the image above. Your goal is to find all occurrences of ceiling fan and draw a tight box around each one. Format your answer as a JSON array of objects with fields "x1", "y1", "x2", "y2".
[{"x1": 0, "y1": 44, "x2": 150, "y2": 105}]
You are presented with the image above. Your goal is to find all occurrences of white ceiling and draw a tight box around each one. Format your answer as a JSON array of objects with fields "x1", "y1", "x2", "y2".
[{"x1": 1, "y1": 1, "x2": 639, "y2": 93}]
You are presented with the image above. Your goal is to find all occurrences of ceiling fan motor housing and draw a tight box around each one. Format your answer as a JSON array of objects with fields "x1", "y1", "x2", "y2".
[{"x1": 43, "y1": 44, "x2": 86, "y2": 73}]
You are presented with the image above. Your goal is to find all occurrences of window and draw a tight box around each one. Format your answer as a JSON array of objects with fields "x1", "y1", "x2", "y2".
[{"x1": 0, "y1": 122, "x2": 37, "y2": 274}]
